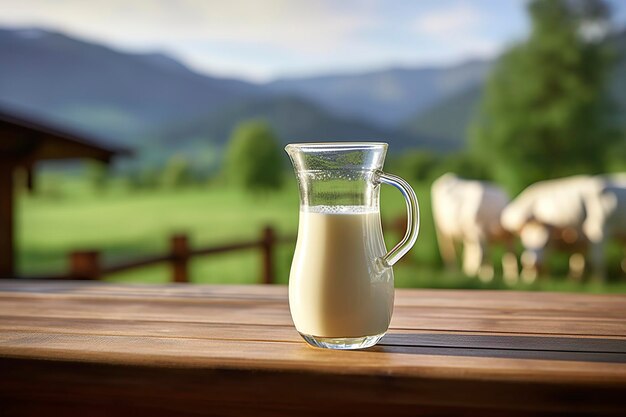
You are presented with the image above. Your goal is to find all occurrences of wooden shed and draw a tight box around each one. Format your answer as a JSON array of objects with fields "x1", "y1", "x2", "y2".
[{"x1": 0, "y1": 107, "x2": 130, "y2": 277}]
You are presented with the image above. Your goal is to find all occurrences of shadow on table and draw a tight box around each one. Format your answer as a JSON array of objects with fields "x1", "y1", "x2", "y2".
[{"x1": 367, "y1": 333, "x2": 626, "y2": 363}]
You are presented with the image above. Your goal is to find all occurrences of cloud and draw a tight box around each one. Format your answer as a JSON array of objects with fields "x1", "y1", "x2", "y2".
[
  {"x1": 0, "y1": 0, "x2": 383, "y2": 79},
  {"x1": 0, "y1": 0, "x2": 517, "y2": 79},
  {"x1": 413, "y1": 2, "x2": 482, "y2": 36},
  {"x1": 412, "y1": 2, "x2": 500, "y2": 57},
  {"x1": 0, "y1": 0, "x2": 375, "y2": 53}
]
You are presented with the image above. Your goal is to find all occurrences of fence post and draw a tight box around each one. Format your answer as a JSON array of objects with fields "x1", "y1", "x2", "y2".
[
  {"x1": 261, "y1": 226, "x2": 276, "y2": 284},
  {"x1": 170, "y1": 234, "x2": 189, "y2": 283},
  {"x1": 69, "y1": 250, "x2": 101, "y2": 280}
]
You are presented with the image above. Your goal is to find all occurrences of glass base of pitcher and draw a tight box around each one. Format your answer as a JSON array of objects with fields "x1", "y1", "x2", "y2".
[{"x1": 299, "y1": 332, "x2": 385, "y2": 350}]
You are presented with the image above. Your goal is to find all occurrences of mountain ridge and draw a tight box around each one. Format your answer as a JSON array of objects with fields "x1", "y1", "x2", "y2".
[
  {"x1": 0, "y1": 26, "x2": 480, "y2": 153},
  {"x1": 265, "y1": 59, "x2": 491, "y2": 127},
  {"x1": 152, "y1": 95, "x2": 443, "y2": 151}
]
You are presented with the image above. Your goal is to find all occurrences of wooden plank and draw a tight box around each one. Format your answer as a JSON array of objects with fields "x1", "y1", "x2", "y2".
[
  {"x1": 4, "y1": 289, "x2": 625, "y2": 320},
  {"x1": 0, "y1": 327, "x2": 623, "y2": 364},
  {"x1": 1, "y1": 281, "x2": 625, "y2": 316},
  {"x1": 2, "y1": 316, "x2": 623, "y2": 351},
  {"x1": 1, "y1": 296, "x2": 624, "y2": 337},
  {"x1": 1, "y1": 330, "x2": 626, "y2": 382},
  {"x1": 371, "y1": 344, "x2": 626, "y2": 363},
  {"x1": 2, "y1": 280, "x2": 625, "y2": 319},
  {"x1": 3, "y1": 280, "x2": 626, "y2": 304},
  {"x1": 0, "y1": 315, "x2": 302, "y2": 343},
  {"x1": 380, "y1": 332, "x2": 626, "y2": 353},
  {"x1": 2, "y1": 357, "x2": 624, "y2": 417},
  {"x1": 3, "y1": 290, "x2": 625, "y2": 319},
  {"x1": 0, "y1": 308, "x2": 623, "y2": 339}
]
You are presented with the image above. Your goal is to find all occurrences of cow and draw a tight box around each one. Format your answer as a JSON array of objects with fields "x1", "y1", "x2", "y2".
[
  {"x1": 501, "y1": 175, "x2": 626, "y2": 281},
  {"x1": 431, "y1": 173, "x2": 519, "y2": 283}
]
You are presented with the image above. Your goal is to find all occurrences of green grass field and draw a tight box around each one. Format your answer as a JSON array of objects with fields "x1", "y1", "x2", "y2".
[{"x1": 16, "y1": 173, "x2": 626, "y2": 293}]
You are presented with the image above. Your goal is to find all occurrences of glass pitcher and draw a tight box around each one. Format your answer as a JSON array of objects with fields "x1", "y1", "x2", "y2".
[{"x1": 285, "y1": 142, "x2": 420, "y2": 350}]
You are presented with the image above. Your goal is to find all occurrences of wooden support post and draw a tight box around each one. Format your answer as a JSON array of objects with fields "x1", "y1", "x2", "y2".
[
  {"x1": 69, "y1": 251, "x2": 101, "y2": 280},
  {"x1": 25, "y1": 166, "x2": 35, "y2": 193},
  {"x1": 0, "y1": 163, "x2": 15, "y2": 277},
  {"x1": 171, "y1": 234, "x2": 189, "y2": 283},
  {"x1": 261, "y1": 226, "x2": 276, "y2": 284}
]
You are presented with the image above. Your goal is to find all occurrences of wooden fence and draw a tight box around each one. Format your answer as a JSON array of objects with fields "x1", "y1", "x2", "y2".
[
  {"x1": 60, "y1": 226, "x2": 293, "y2": 284},
  {"x1": 19, "y1": 218, "x2": 407, "y2": 284}
]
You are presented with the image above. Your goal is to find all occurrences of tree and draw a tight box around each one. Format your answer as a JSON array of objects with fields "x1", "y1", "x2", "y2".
[
  {"x1": 432, "y1": 153, "x2": 493, "y2": 182},
  {"x1": 223, "y1": 120, "x2": 284, "y2": 192},
  {"x1": 391, "y1": 151, "x2": 441, "y2": 182},
  {"x1": 161, "y1": 155, "x2": 192, "y2": 189},
  {"x1": 471, "y1": 0, "x2": 618, "y2": 193}
]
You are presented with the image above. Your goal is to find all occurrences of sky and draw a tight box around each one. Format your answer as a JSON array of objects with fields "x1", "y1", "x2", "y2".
[{"x1": 1, "y1": 0, "x2": 625, "y2": 82}]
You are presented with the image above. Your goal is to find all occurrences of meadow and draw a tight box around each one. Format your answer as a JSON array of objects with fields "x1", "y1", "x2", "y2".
[{"x1": 16, "y1": 171, "x2": 626, "y2": 293}]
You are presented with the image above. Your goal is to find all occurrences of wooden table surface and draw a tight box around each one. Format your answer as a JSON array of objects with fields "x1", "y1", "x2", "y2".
[{"x1": 0, "y1": 280, "x2": 625, "y2": 416}]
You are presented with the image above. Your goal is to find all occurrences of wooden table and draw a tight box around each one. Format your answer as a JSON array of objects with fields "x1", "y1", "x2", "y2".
[{"x1": 0, "y1": 280, "x2": 625, "y2": 416}]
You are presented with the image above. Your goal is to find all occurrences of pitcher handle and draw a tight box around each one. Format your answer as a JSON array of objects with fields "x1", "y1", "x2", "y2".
[{"x1": 376, "y1": 171, "x2": 420, "y2": 267}]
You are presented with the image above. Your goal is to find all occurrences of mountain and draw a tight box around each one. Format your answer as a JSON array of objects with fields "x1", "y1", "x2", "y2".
[
  {"x1": 0, "y1": 26, "x2": 475, "y2": 153},
  {"x1": 402, "y1": 30, "x2": 626, "y2": 148},
  {"x1": 132, "y1": 95, "x2": 442, "y2": 171},
  {"x1": 153, "y1": 95, "x2": 438, "y2": 151},
  {"x1": 0, "y1": 27, "x2": 259, "y2": 142},
  {"x1": 265, "y1": 60, "x2": 491, "y2": 127},
  {"x1": 3, "y1": 25, "x2": 623, "y2": 157}
]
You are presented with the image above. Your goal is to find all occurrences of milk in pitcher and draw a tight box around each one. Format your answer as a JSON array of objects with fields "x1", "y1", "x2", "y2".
[{"x1": 289, "y1": 205, "x2": 394, "y2": 339}]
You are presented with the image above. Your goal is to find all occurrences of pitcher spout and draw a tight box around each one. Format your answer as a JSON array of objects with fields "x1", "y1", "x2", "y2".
[
  {"x1": 285, "y1": 142, "x2": 388, "y2": 208},
  {"x1": 285, "y1": 142, "x2": 388, "y2": 174}
]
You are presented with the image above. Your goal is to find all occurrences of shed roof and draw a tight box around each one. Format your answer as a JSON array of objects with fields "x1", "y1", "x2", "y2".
[{"x1": 0, "y1": 106, "x2": 131, "y2": 165}]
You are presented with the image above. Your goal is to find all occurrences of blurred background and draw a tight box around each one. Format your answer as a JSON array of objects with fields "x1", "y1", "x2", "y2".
[{"x1": 1, "y1": 0, "x2": 625, "y2": 292}]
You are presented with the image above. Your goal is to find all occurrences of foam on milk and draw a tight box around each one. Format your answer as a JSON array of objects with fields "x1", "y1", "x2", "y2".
[
  {"x1": 304, "y1": 205, "x2": 376, "y2": 214},
  {"x1": 289, "y1": 205, "x2": 394, "y2": 338}
]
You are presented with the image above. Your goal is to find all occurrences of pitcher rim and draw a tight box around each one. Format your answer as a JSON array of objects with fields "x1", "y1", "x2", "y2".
[{"x1": 285, "y1": 142, "x2": 388, "y2": 152}]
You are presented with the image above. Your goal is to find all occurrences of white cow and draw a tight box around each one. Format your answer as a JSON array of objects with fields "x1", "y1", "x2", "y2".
[
  {"x1": 431, "y1": 173, "x2": 518, "y2": 282},
  {"x1": 501, "y1": 175, "x2": 626, "y2": 281}
]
